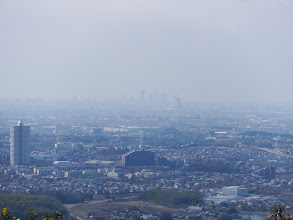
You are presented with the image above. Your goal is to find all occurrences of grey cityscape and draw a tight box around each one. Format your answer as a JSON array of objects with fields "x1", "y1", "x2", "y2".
[
  {"x1": 1, "y1": 0, "x2": 293, "y2": 220},
  {"x1": 1, "y1": 98, "x2": 293, "y2": 219}
]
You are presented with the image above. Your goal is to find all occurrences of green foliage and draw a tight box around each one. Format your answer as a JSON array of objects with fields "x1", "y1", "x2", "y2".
[
  {"x1": 126, "y1": 206, "x2": 142, "y2": 212},
  {"x1": 41, "y1": 211, "x2": 63, "y2": 220},
  {"x1": 29, "y1": 189, "x2": 92, "y2": 204},
  {"x1": 0, "y1": 208, "x2": 62, "y2": 220},
  {"x1": 266, "y1": 205, "x2": 293, "y2": 220},
  {"x1": 217, "y1": 213, "x2": 233, "y2": 220},
  {"x1": 159, "y1": 212, "x2": 172, "y2": 220},
  {"x1": 28, "y1": 211, "x2": 37, "y2": 220},
  {"x1": 49, "y1": 211, "x2": 62, "y2": 219},
  {"x1": 138, "y1": 189, "x2": 202, "y2": 207},
  {"x1": 103, "y1": 191, "x2": 111, "y2": 199},
  {"x1": 238, "y1": 203, "x2": 269, "y2": 212},
  {"x1": 0, "y1": 195, "x2": 70, "y2": 220},
  {"x1": 225, "y1": 207, "x2": 238, "y2": 214},
  {"x1": 188, "y1": 160, "x2": 238, "y2": 173},
  {"x1": 1, "y1": 208, "x2": 11, "y2": 220}
]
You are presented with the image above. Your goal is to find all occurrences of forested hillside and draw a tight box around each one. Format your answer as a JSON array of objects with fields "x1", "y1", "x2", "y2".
[{"x1": 0, "y1": 194, "x2": 73, "y2": 220}]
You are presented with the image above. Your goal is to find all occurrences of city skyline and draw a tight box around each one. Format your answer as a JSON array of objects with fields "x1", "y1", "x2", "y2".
[
  {"x1": 1, "y1": 98, "x2": 293, "y2": 218},
  {"x1": 1, "y1": 0, "x2": 293, "y2": 103},
  {"x1": 2, "y1": 1, "x2": 293, "y2": 219}
]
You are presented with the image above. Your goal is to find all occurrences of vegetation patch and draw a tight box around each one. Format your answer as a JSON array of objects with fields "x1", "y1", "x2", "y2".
[
  {"x1": 188, "y1": 160, "x2": 238, "y2": 173},
  {"x1": 67, "y1": 200, "x2": 181, "y2": 218},
  {"x1": 138, "y1": 189, "x2": 202, "y2": 207},
  {"x1": 0, "y1": 194, "x2": 72, "y2": 220}
]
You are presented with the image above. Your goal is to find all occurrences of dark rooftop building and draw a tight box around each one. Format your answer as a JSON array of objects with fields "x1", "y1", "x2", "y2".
[{"x1": 122, "y1": 150, "x2": 156, "y2": 167}]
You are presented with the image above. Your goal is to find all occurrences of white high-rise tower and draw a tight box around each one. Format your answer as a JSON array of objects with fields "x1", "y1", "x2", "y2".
[{"x1": 10, "y1": 121, "x2": 30, "y2": 166}]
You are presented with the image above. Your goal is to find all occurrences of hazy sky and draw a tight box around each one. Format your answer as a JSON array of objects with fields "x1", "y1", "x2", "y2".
[{"x1": 1, "y1": 0, "x2": 293, "y2": 103}]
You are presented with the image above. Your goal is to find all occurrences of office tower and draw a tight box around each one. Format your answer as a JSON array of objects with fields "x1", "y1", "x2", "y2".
[
  {"x1": 176, "y1": 97, "x2": 182, "y2": 109},
  {"x1": 10, "y1": 121, "x2": 30, "y2": 166},
  {"x1": 140, "y1": 90, "x2": 145, "y2": 104}
]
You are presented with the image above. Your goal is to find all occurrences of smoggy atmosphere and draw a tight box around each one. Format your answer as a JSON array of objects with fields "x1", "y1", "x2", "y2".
[{"x1": 1, "y1": 0, "x2": 293, "y2": 103}]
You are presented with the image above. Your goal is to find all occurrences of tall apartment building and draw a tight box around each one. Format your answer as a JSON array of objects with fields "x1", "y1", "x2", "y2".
[{"x1": 10, "y1": 121, "x2": 30, "y2": 166}]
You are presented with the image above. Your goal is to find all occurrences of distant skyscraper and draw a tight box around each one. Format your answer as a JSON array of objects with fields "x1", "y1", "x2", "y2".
[
  {"x1": 176, "y1": 97, "x2": 182, "y2": 109},
  {"x1": 140, "y1": 90, "x2": 145, "y2": 104},
  {"x1": 10, "y1": 121, "x2": 30, "y2": 166}
]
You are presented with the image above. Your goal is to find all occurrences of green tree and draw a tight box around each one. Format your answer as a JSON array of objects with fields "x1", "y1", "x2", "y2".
[
  {"x1": 0, "y1": 208, "x2": 63, "y2": 220},
  {"x1": 127, "y1": 206, "x2": 142, "y2": 212},
  {"x1": 217, "y1": 213, "x2": 232, "y2": 220},
  {"x1": 0, "y1": 208, "x2": 10, "y2": 220},
  {"x1": 29, "y1": 211, "x2": 37, "y2": 220},
  {"x1": 266, "y1": 205, "x2": 292, "y2": 220},
  {"x1": 0, "y1": 194, "x2": 70, "y2": 219},
  {"x1": 159, "y1": 212, "x2": 172, "y2": 220},
  {"x1": 138, "y1": 189, "x2": 202, "y2": 207}
]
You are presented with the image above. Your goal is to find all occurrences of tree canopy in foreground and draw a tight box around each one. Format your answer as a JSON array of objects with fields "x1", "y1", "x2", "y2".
[{"x1": 0, "y1": 195, "x2": 71, "y2": 220}]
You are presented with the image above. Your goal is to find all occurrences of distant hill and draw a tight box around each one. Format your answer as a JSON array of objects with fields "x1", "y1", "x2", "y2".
[{"x1": 0, "y1": 194, "x2": 73, "y2": 220}]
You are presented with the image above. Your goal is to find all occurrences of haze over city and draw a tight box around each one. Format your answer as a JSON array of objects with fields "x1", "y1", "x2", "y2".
[
  {"x1": 3, "y1": 1, "x2": 293, "y2": 219},
  {"x1": 1, "y1": 0, "x2": 293, "y2": 103}
]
